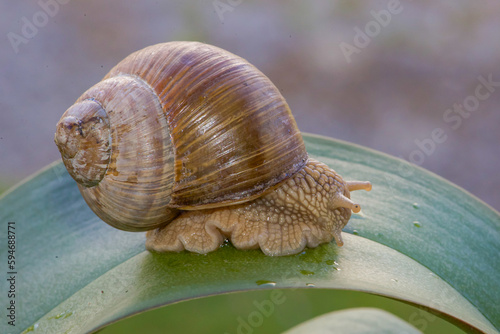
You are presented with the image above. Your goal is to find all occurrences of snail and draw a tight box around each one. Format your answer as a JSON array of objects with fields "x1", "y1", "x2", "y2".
[{"x1": 54, "y1": 41, "x2": 371, "y2": 256}]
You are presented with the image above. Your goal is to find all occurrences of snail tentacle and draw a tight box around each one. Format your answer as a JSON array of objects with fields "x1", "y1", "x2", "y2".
[{"x1": 346, "y1": 181, "x2": 372, "y2": 192}]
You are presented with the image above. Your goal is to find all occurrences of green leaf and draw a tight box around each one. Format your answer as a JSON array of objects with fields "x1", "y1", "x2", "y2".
[
  {"x1": 283, "y1": 307, "x2": 422, "y2": 334},
  {"x1": 0, "y1": 134, "x2": 498, "y2": 334}
]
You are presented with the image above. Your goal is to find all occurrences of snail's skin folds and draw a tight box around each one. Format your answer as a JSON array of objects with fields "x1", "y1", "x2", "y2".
[{"x1": 146, "y1": 159, "x2": 372, "y2": 256}]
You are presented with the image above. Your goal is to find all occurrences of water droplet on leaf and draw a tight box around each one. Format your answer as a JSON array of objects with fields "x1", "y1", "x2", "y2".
[
  {"x1": 256, "y1": 280, "x2": 276, "y2": 287},
  {"x1": 300, "y1": 270, "x2": 315, "y2": 276}
]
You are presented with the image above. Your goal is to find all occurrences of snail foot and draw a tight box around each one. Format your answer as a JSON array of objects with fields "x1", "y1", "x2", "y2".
[
  {"x1": 218, "y1": 201, "x2": 334, "y2": 256},
  {"x1": 145, "y1": 211, "x2": 225, "y2": 254},
  {"x1": 145, "y1": 203, "x2": 334, "y2": 256}
]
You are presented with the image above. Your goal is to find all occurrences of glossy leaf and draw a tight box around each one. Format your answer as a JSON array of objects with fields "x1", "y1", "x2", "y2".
[
  {"x1": 283, "y1": 307, "x2": 422, "y2": 334},
  {"x1": 0, "y1": 134, "x2": 498, "y2": 334}
]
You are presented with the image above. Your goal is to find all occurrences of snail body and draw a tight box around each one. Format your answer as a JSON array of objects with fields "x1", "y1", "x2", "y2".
[{"x1": 54, "y1": 41, "x2": 371, "y2": 256}]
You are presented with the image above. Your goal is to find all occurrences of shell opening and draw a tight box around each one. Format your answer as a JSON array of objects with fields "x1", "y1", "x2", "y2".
[{"x1": 54, "y1": 99, "x2": 111, "y2": 187}]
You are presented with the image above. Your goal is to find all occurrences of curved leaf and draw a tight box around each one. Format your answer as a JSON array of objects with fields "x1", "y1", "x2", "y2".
[
  {"x1": 283, "y1": 307, "x2": 422, "y2": 334},
  {"x1": 99, "y1": 289, "x2": 462, "y2": 334},
  {"x1": 0, "y1": 134, "x2": 498, "y2": 334}
]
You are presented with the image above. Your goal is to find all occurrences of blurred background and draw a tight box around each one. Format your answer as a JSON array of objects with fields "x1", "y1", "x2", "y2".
[
  {"x1": 1, "y1": 0, "x2": 500, "y2": 211},
  {"x1": 1, "y1": 1, "x2": 499, "y2": 211},
  {"x1": 1, "y1": 1, "x2": 498, "y2": 333}
]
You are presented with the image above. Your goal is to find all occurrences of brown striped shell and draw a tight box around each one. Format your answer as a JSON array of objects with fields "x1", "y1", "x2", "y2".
[{"x1": 54, "y1": 41, "x2": 308, "y2": 232}]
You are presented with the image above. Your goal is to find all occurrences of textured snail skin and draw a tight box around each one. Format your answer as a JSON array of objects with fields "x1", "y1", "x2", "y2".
[
  {"x1": 54, "y1": 41, "x2": 371, "y2": 256},
  {"x1": 146, "y1": 159, "x2": 371, "y2": 256}
]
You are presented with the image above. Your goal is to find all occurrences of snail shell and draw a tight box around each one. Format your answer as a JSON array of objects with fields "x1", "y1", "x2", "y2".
[{"x1": 54, "y1": 41, "x2": 307, "y2": 232}]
